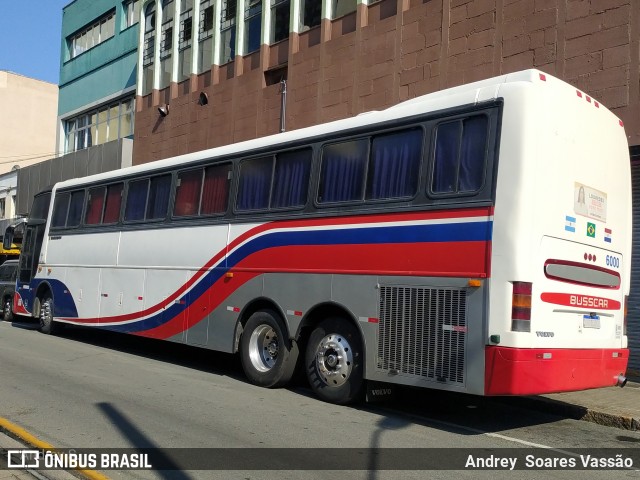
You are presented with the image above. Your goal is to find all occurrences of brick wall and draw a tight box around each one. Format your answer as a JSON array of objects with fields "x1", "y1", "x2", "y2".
[{"x1": 133, "y1": 0, "x2": 639, "y2": 165}]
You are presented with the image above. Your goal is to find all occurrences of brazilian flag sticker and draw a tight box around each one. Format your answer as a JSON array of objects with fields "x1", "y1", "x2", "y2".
[{"x1": 587, "y1": 222, "x2": 596, "y2": 238}]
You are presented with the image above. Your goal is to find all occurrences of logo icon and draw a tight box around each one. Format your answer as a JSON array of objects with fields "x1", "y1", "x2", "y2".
[
  {"x1": 7, "y1": 450, "x2": 40, "y2": 468},
  {"x1": 587, "y1": 222, "x2": 596, "y2": 238}
]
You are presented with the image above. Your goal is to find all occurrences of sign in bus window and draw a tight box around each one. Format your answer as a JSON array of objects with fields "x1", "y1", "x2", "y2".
[
  {"x1": 366, "y1": 128, "x2": 423, "y2": 200},
  {"x1": 432, "y1": 116, "x2": 487, "y2": 194},
  {"x1": 319, "y1": 139, "x2": 368, "y2": 203}
]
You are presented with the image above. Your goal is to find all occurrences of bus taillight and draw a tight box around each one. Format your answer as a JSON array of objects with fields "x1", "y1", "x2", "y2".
[
  {"x1": 511, "y1": 282, "x2": 532, "y2": 332},
  {"x1": 624, "y1": 295, "x2": 628, "y2": 336}
]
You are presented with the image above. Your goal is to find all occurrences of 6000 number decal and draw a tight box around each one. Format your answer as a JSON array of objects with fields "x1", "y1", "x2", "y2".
[{"x1": 606, "y1": 255, "x2": 620, "y2": 268}]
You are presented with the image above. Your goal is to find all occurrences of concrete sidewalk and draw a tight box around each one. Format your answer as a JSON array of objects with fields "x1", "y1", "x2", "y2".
[{"x1": 512, "y1": 380, "x2": 640, "y2": 430}]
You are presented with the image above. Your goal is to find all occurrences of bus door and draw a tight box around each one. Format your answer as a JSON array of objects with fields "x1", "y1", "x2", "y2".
[{"x1": 16, "y1": 221, "x2": 46, "y2": 312}]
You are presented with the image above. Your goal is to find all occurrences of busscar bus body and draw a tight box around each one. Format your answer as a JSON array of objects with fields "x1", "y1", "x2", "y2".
[{"x1": 9, "y1": 69, "x2": 630, "y2": 404}]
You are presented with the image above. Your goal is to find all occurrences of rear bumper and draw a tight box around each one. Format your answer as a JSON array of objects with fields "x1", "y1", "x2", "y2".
[{"x1": 484, "y1": 346, "x2": 628, "y2": 395}]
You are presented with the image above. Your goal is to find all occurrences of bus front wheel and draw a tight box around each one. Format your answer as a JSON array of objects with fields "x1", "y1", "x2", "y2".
[
  {"x1": 305, "y1": 318, "x2": 364, "y2": 405},
  {"x1": 39, "y1": 295, "x2": 60, "y2": 335},
  {"x1": 240, "y1": 310, "x2": 298, "y2": 388}
]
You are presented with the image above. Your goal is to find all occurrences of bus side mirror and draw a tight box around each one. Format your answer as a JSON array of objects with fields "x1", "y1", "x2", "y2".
[{"x1": 3, "y1": 229, "x2": 13, "y2": 251}]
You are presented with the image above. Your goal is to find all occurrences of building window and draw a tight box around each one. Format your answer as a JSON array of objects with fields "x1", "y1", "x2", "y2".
[
  {"x1": 123, "y1": 0, "x2": 141, "y2": 28},
  {"x1": 198, "y1": 0, "x2": 214, "y2": 73},
  {"x1": 160, "y1": 0, "x2": 175, "y2": 88},
  {"x1": 179, "y1": 0, "x2": 194, "y2": 81},
  {"x1": 271, "y1": 0, "x2": 290, "y2": 43},
  {"x1": 65, "y1": 97, "x2": 135, "y2": 153},
  {"x1": 143, "y1": 2, "x2": 156, "y2": 94},
  {"x1": 219, "y1": 0, "x2": 237, "y2": 64},
  {"x1": 244, "y1": 0, "x2": 262, "y2": 54},
  {"x1": 300, "y1": 0, "x2": 321, "y2": 31},
  {"x1": 333, "y1": 0, "x2": 356, "y2": 18},
  {"x1": 69, "y1": 10, "x2": 116, "y2": 59}
]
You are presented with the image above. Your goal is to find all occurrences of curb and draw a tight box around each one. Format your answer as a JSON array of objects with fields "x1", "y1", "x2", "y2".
[
  {"x1": 0, "y1": 418, "x2": 109, "y2": 480},
  {"x1": 502, "y1": 395, "x2": 640, "y2": 431}
]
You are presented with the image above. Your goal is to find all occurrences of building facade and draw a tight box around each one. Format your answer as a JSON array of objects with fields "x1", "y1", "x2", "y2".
[
  {"x1": 132, "y1": 0, "x2": 639, "y2": 163},
  {"x1": 16, "y1": 0, "x2": 140, "y2": 215}
]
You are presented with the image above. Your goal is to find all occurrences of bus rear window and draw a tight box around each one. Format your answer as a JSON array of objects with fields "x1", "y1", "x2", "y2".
[{"x1": 544, "y1": 260, "x2": 621, "y2": 289}]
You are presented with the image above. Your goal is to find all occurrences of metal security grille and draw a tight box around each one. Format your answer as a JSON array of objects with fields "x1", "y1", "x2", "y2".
[{"x1": 377, "y1": 286, "x2": 467, "y2": 384}]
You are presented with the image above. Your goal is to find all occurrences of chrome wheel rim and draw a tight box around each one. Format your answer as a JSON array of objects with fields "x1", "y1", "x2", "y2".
[
  {"x1": 315, "y1": 333, "x2": 353, "y2": 387},
  {"x1": 41, "y1": 300, "x2": 52, "y2": 327},
  {"x1": 248, "y1": 324, "x2": 279, "y2": 372}
]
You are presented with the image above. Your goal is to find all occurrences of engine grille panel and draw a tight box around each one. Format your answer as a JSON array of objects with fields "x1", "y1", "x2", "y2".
[{"x1": 377, "y1": 286, "x2": 467, "y2": 384}]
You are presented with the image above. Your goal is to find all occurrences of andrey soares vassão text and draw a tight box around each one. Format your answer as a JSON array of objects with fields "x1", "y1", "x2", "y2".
[{"x1": 465, "y1": 454, "x2": 634, "y2": 470}]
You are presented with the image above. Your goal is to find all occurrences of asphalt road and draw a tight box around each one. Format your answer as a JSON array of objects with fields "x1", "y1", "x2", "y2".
[{"x1": 1, "y1": 319, "x2": 639, "y2": 480}]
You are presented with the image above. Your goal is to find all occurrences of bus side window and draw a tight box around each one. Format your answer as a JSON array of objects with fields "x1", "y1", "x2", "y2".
[
  {"x1": 318, "y1": 139, "x2": 368, "y2": 204},
  {"x1": 174, "y1": 169, "x2": 203, "y2": 217},
  {"x1": 366, "y1": 128, "x2": 423, "y2": 200},
  {"x1": 432, "y1": 116, "x2": 488, "y2": 195},
  {"x1": 271, "y1": 149, "x2": 312, "y2": 209},
  {"x1": 85, "y1": 187, "x2": 106, "y2": 225},
  {"x1": 103, "y1": 183, "x2": 124, "y2": 224},
  {"x1": 201, "y1": 164, "x2": 231, "y2": 215},
  {"x1": 66, "y1": 191, "x2": 86, "y2": 227},
  {"x1": 237, "y1": 157, "x2": 273, "y2": 211},
  {"x1": 125, "y1": 179, "x2": 149, "y2": 221},
  {"x1": 51, "y1": 193, "x2": 71, "y2": 228},
  {"x1": 146, "y1": 174, "x2": 172, "y2": 220}
]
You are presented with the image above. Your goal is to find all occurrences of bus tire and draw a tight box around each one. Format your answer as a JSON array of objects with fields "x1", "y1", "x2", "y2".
[
  {"x1": 305, "y1": 318, "x2": 364, "y2": 405},
  {"x1": 39, "y1": 294, "x2": 60, "y2": 335},
  {"x1": 3, "y1": 297, "x2": 13, "y2": 322},
  {"x1": 240, "y1": 310, "x2": 298, "y2": 388}
]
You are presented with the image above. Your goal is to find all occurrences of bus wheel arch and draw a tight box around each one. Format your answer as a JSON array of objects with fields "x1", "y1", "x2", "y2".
[
  {"x1": 238, "y1": 299, "x2": 298, "y2": 388},
  {"x1": 298, "y1": 303, "x2": 366, "y2": 405}
]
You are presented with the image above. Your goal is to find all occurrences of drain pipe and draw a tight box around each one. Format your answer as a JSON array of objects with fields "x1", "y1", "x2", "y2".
[{"x1": 279, "y1": 79, "x2": 287, "y2": 133}]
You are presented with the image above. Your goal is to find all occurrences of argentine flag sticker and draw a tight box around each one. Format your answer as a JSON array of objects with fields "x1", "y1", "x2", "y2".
[{"x1": 565, "y1": 215, "x2": 576, "y2": 233}]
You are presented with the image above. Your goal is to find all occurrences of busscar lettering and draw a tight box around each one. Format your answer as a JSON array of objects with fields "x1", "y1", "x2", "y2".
[
  {"x1": 465, "y1": 455, "x2": 517, "y2": 470},
  {"x1": 570, "y1": 295, "x2": 609, "y2": 309}
]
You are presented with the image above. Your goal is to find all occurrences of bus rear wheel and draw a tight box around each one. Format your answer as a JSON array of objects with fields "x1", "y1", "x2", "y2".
[
  {"x1": 305, "y1": 318, "x2": 364, "y2": 405},
  {"x1": 3, "y1": 297, "x2": 13, "y2": 322},
  {"x1": 240, "y1": 310, "x2": 298, "y2": 388}
]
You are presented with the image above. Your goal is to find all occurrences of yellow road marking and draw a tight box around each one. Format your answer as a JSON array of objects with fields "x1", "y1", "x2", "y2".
[{"x1": 0, "y1": 417, "x2": 110, "y2": 480}]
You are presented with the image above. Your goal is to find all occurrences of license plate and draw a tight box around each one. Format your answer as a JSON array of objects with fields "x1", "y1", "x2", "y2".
[{"x1": 583, "y1": 315, "x2": 601, "y2": 329}]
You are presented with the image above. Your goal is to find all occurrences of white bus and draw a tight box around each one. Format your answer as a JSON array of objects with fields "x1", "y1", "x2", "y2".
[{"x1": 7, "y1": 69, "x2": 631, "y2": 404}]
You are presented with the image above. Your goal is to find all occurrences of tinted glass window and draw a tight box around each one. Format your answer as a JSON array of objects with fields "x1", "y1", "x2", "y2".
[
  {"x1": 366, "y1": 128, "x2": 423, "y2": 200},
  {"x1": 318, "y1": 139, "x2": 368, "y2": 203},
  {"x1": 125, "y1": 179, "x2": 149, "y2": 221},
  {"x1": 85, "y1": 187, "x2": 106, "y2": 225},
  {"x1": 103, "y1": 183, "x2": 124, "y2": 224},
  {"x1": 432, "y1": 116, "x2": 487, "y2": 194},
  {"x1": 237, "y1": 157, "x2": 272, "y2": 211},
  {"x1": 146, "y1": 175, "x2": 171, "y2": 219},
  {"x1": 271, "y1": 149, "x2": 311, "y2": 209},
  {"x1": 52, "y1": 194, "x2": 70, "y2": 228},
  {"x1": 67, "y1": 191, "x2": 85, "y2": 227},
  {"x1": 201, "y1": 164, "x2": 231, "y2": 215},
  {"x1": 174, "y1": 169, "x2": 202, "y2": 217}
]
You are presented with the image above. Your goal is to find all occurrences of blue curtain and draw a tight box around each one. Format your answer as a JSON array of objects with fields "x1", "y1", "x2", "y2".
[
  {"x1": 271, "y1": 149, "x2": 311, "y2": 208},
  {"x1": 368, "y1": 129, "x2": 422, "y2": 200},
  {"x1": 432, "y1": 122, "x2": 460, "y2": 194},
  {"x1": 459, "y1": 116, "x2": 487, "y2": 192},
  {"x1": 320, "y1": 140, "x2": 368, "y2": 203},
  {"x1": 125, "y1": 180, "x2": 148, "y2": 221},
  {"x1": 237, "y1": 157, "x2": 272, "y2": 210},
  {"x1": 147, "y1": 175, "x2": 172, "y2": 219}
]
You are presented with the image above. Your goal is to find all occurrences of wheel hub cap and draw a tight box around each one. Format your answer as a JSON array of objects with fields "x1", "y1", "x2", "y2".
[{"x1": 316, "y1": 334, "x2": 353, "y2": 387}]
